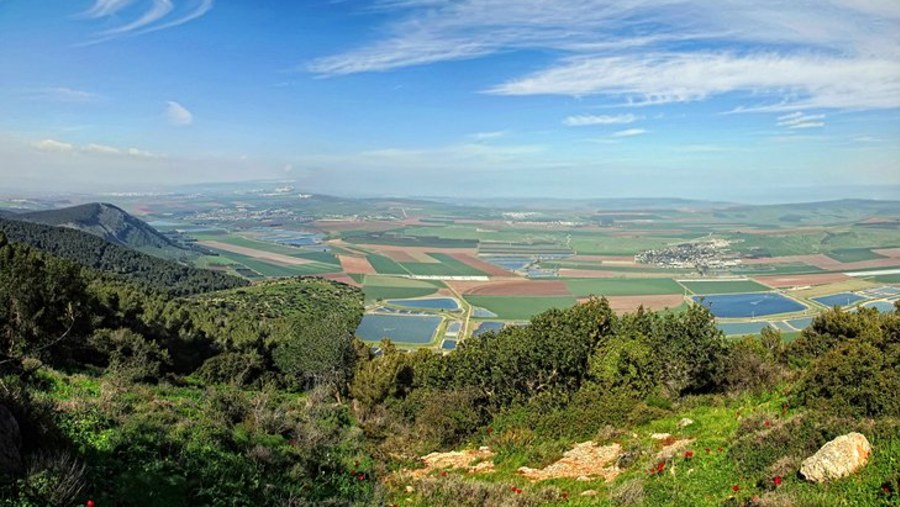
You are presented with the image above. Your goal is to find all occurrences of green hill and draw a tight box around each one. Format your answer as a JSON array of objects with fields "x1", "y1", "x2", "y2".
[
  {"x1": 0, "y1": 217, "x2": 246, "y2": 296},
  {"x1": 18, "y1": 202, "x2": 187, "y2": 256}
]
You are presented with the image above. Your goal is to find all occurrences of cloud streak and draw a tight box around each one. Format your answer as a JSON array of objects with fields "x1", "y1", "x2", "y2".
[
  {"x1": 32, "y1": 138, "x2": 161, "y2": 158},
  {"x1": 564, "y1": 114, "x2": 640, "y2": 126},
  {"x1": 309, "y1": 0, "x2": 900, "y2": 111},
  {"x1": 81, "y1": 0, "x2": 213, "y2": 44}
]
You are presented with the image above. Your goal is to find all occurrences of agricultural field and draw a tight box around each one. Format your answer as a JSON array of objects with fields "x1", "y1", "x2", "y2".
[{"x1": 127, "y1": 192, "x2": 898, "y2": 349}]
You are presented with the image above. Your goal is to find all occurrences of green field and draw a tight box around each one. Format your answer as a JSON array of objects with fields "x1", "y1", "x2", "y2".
[
  {"x1": 194, "y1": 233, "x2": 321, "y2": 257},
  {"x1": 564, "y1": 277, "x2": 684, "y2": 297},
  {"x1": 202, "y1": 247, "x2": 339, "y2": 277},
  {"x1": 399, "y1": 253, "x2": 487, "y2": 277},
  {"x1": 464, "y1": 295, "x2": 578, "y2": 320},
  {"x1": 826, "y1": 247, "x2": 887, "y2": 263},
  {"x1": 678, "y1": 279, "x2": 771, "y2": 294},
  {"x1": 871, "y1": 273, "x2": 900, "y2": 283},
  {"x1": 366, "y1": 254, "x2": 409, "y2": 275},
  {"x1": 569, "y1": 234, "x2": 684, "y2": 255},
  {"x1": 362, "y1": 275, "x2": 443, "y2": 301}
]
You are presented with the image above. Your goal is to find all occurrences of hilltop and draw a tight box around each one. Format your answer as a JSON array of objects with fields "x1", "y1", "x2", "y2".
[{"x1": 17, "y1": 202, "x2": 187, "y2": 257}]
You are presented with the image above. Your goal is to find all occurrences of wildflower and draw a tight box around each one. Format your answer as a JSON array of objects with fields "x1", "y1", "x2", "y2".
[
  {"x1": 732, "y1": 485, "x2": 740, "y2": 492},
  {"x1": 86, "y1": 502, "x2": 95, "y2": 507},
  {"x1": 357, "y1": 473, "x2": 365, "y2": 481},
  {"x1": 487, "y1": 426, "x2": 493, "y2": 434},
  {"x1": 511, "y1": 486, "x2": 518, "y2": 492},
  {"x1": 657, "y1": 461, "x2": 665, "y2": 472},
  {"x1": 440, "y1": 471, "x2": 447, "y2": 477},
  {"x1": 705, "y1": 447, "x2": 711, "y2": 454},
  {"x1": 773, "y1": 475, "x2": 782, "y2": 486},
  {"x1": 562, "y1": 491, "x2": 569, "y2": 500},
  {"x1": 717, "y1": 447, "x2": 724, "y2": 453},
  {"x1": 764, "y1": 420, "x2": 770, "y2": 428},
  {"x1": 684, "y1": 451, "x2": 694, "y2": 459}
]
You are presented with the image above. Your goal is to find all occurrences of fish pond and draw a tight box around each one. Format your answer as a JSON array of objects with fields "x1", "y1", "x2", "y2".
[
  {"x1": 813, "y1": 293, "x2": 865, "y2": 308},
  {"x1": 356, "y1": 314, "x2": 442, "y2": 344},
  {"x1": 387, "y1": 297, "x2": 460, "y2": 311},
  {"x1": 693, "y1": 292, "x2": 805, "y2": 318}
]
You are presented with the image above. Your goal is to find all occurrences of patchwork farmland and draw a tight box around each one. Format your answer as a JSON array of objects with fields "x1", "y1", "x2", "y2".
[{"x1": 150, "y1": 195, "x2": 900, "y2": 349}]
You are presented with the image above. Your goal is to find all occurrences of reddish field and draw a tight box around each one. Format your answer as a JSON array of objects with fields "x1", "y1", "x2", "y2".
[
  {"x1": 383, "y1": 250, "x2": 420, "y2": 262},
  {"x1": 580, "y1": 294, "x2": 686, "y2": 313},
  {"x1": 755, "y1": 272, "x2": 852, "y2": 288},
  {"x1": 461, "y1": 280, "x2": 572, "y2": 296},
  {"x1": 557, "y1": 269, "x2": 619, "y2": 278},
  {"x1": 447, "y1": 253, "x2": 515, "y2": 277},
  {"x1": 743, "y1": 253, "x2": 900, "y2": 271},
  {"x1": 338, "y1": 255, "x2": 377, "y2": 275}
]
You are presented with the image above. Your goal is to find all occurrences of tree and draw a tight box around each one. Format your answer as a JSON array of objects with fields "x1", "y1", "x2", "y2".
[{"x1": 272, "y1": 314, "x2": 359, "y2": 395}]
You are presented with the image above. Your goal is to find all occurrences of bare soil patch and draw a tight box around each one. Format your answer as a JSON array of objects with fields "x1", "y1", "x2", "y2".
[
  {"x1": 406, "y1": 447, "x2": 495, "y2": 479},
  {"x1": 338, "y1": 255, "x2": 377, "y2": 275},
  {"x1": 756, "y1": 272, "x2": 851, "y2": 288},
  {"x1": 448, "y1": 253, "x2": 515, "y2": 277},
  {"x1": 602, "y1": 294, "x2": 686, "y2": 313}
]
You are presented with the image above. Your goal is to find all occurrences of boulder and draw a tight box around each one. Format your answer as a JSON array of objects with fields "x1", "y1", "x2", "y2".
[
  {"x1": 0, "y1": 405, "x2": 22, "y2": 477},
  {"x1": 800, "y1": 433, "x2": 871, "y2": 483},
  {"x1": 678, "y1": 418, "x2": 694, "y2": 428}
]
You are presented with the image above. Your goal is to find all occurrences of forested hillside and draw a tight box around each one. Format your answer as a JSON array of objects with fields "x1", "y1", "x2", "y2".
[
  {"x1": 0, "y1": 218, "x2": 246, "y2": 296},
  {"x1": 0, "y1": 231, "x2": 897, "y2": 506},
  {"x1": 17, "y1": 203, "x2": 183, "y2": 254}
]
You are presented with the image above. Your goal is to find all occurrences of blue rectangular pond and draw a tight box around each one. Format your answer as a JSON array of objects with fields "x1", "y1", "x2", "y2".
[
  {"x1": 356, "y1": 314, "x2": 442, "y2": 344},
  {"x1": 474, "y1": 321, "x2": 505, "y2": 336},
  {"x1": 694, "y1": 292, "x2": 805, "y2": 318},
  {"x1": 786, "y1": 317, "x2": 813, "y2": 330},
  {"x1": 717, "y1": 321, "x2": 777, "y2": 336},
  {"x1": 387, "y1": 297, "x2": 459, "y2": 311},
  {"x1": 813, "y1": 293, "x2": 865, "y2": 307},
  {"x1": 862, "y1": 300, "x2": 897, "y2": 313}
]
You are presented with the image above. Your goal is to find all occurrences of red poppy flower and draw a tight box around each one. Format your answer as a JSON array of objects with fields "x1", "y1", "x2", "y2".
[
  {"x1": 773, "y1": 476, "x2": 783, "y2": 486},
  {"x1": 357, "y1": 473, "x2": 365, "y2": 481},
  {"x1": 487, "y1": 426, "x2": 493, "y2": 434},
  {"x1": 764, "y1": 420, "x2": 771, "y2": 428},
  {"x1": 684, "y1": 451, "x2": 694, "y2": 459},
  {"x1": 515, "y1": 488, "x2": 522, "y2": 494},
  {"x1": 732, "y1": 485, "x2": 740, "y2": 492},
  {"x1": 440, "y1": 471, "x2": 447, "y2": 477},
  {"x1": 86, "y1": 501, "x2": 95, "y2": 507},
  {"x1": 511, "y1": 486, "x2": 518, "y2": 492},
  {"x1": 717, "y1": 447, "x2": 724, "y2": 453},
  {"x1": 657, "y1": 461, "x2": 665, "y2": 472},
  {"x1": 705, "y1": 447, "x2": 711, "y2": 453},
  {"x1": 562, "y1": 491, "x2": 569, "y2": 499}
]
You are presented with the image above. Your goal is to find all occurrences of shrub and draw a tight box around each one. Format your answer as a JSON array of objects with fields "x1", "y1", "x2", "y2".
[
  {"x1": 195, "y1": 351, "x2": 265, "y2": 386},
  {"x1": 798, "y1": 339, "x2": 900, "y2": 417},
  {"x1": 718, "y1": 336, "x2": 786, "y2": 394}
]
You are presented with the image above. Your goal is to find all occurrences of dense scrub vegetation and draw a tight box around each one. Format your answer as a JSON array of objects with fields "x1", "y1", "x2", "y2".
[
  {"x1": 0, "y1": 218, "x2": 246, "y2": 296},
  {"x1": 0, "y1": 229, "x2": 898, "y2": 506}
]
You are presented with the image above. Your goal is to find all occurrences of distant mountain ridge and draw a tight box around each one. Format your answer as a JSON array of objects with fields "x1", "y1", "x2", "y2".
[{"x1": 17, "y1": 202, "x2": 186, "y2": 254}]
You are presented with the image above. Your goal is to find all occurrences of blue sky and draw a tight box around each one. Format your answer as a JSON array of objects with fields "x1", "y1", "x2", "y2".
[{"x1": 0, "y1": 0, "x2": 898, "y2": 201}]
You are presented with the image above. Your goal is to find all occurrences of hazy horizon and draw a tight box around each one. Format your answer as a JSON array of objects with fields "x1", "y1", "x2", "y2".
[{"x1": 1, "y1": 1, "x2": 898, "y2": 198}]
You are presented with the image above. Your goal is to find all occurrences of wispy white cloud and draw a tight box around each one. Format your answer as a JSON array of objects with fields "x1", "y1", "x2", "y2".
[
  {"x1": 31, "y1": 138, "x2": 160, "y2": 158},
  {"x1": 32, "y1": 139, "x2": 75, "y2": 153},
  {"x1": 564, "y1": 114, "x2": 640, "y2": 126},
  {"x1": 25, "y1": 87, "x2": 101, "y2": 103},
  {"x1": 777, "y1": 111, "x2": 826, "y2": 129},
  {"x1": 165, "y1": 101, "x2": 193, "y2": 126},
  {"x1": 470, "y1": 130, "x2": 508, "y2": 140},
  {"x1": 82, "y1": 143, "x2": 121, "y2": 155},
  {"x1": 80, "y1": 0, "x2": 213, "y2": 44},
  {"x1": 612, "y1": 128, "x2": 648, "y2": 137},
  {"x1": 310, "y1": 1, "x2": 900, "y2": 111}
]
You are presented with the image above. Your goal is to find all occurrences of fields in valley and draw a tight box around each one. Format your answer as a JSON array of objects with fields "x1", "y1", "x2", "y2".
[{"x1": 127, "y1": 194, "x2": 900, "y2": 349}]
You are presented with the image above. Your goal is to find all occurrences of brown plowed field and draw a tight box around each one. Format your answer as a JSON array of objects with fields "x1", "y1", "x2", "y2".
[
  {"x1": 198, "y1": 241, "x2": 312, "y2": 266},
  {"x1": 337, "y1": 255, "x2": 376, "y2": 274},
  {"x1": 321, "y1": 273, "x2": 360, "y2": 286},
  {"x1": 462, "y1": 280, "x2": 572, "y2": 296},
  {"x1": 755, "y1": 272, "x2": 852, "y2": 288},
  {"x1": 447, "y1": 253, "x2": 515, "y2": 277},
  {"x1": 582, "y1": 294, "x2": 686, "y2": 313},
  {"x1": 383, "y1": 250, "x2": 420, "y2": 262}
]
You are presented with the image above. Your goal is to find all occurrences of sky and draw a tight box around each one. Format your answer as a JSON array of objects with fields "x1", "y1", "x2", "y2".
[{"x1": 0, "y1": 0, "x2": 899, "y2": 202}]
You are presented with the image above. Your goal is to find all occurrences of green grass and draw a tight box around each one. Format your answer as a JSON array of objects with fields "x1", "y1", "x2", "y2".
[
  {"x1": 826, "y1": 248, "x2": 887, "y2": 263},
  {"x1": 203, "y1": 248, "x2": 339, "y2": 277},
  {"x1": 400, "y1": 253, "x2": 488, "y2": 277},
  {"x1": 194, "y1": 233, "x2": 318, "y2": 257},
  {"x1": 569, "y1": 235, "x2": 682, "y2": 256},
  {"x1": 564, "y1": 278, "x2": 684, "y2": 297},
  {"x1": 366, "y1": 254, "x2": 410, "y2": 275},
  {"x1": 464, "y1": 295, "x2": 578, "y2": 320},
  {"x1": 731, "y1": 263, "x2": 826, "y2": 276},
  {"x1": 362, "y1": 275, "x2": 443, "y2": 301},
  {"x1": 871, "y1": 273, "x2": 900, "y2": 283},
  {"x1": 678, "y1": 279, "x2": 771, "y2": 295}
]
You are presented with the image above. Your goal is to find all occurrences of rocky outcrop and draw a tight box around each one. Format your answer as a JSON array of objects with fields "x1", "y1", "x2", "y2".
[
  {"x1": 0, "y1": 405, "x2": 22, "y2": 477},
  {"x1": 518, "y1": 441, "x2": 621, "y2": 482},
  {"x1": 800, "y1": 433, "x2": 871, "y2": 483}
]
